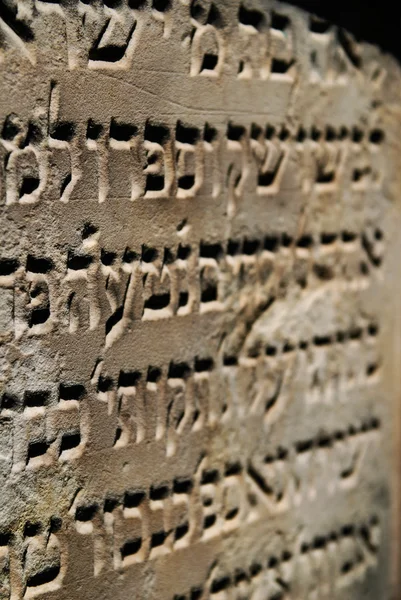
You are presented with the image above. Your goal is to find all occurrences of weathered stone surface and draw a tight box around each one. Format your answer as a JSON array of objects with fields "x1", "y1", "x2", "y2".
[{"x1": 0, "y1": 1, "x2": 400, "y2": 598}]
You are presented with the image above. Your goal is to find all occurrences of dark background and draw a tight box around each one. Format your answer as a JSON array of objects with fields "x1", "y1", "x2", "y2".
[{"x1": 288, "y1": 1, "x2": 401, "y2": 62}]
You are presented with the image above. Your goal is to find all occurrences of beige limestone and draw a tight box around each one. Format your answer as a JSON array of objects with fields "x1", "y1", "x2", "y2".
[{"x1": 0, "y1": 0, "x2": 401, "y2": 598}]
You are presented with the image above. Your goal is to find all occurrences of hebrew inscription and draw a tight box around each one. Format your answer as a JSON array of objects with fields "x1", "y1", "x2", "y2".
[{"x1": 0, "y1": 0, "x2": 400, "y2": 598}]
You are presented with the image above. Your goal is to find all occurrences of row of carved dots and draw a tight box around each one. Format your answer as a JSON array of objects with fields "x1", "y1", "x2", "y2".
[
  {"x1": 231, "y1": 320, "x2": 380, "y2": 364},
  {"x1": 0, "y1": 516, "x2": 62, "y2": 547},
  {"x1": 26, "y1": 430, "x2": 82, "y2": 464},
  {"x1": 97, "y1": 358, "x2": 214, "y2": 393},
  {"x1": 1, "y1": 112, "x2": 384, "y2": 148},
  {"x1": 2, "y1": 315, "x2": 379, "y2": 412},
  {"x1": 2, "y1": 315, "x2": 379, "y2": 414},
  {"x1": 39, "y1": 0, "x2": 170, "y2": 12},
  {"x1": 24, "y1": 2, "x2": 288, "y2": 31},
  {"x1": 85, "y1": 118, "x2": 385, "y2": 145},
  {"x1": 99, "y1": 318, "x2": 380, "y2": 390},
  {"x1": 173, "y1": 515, "x2": 379, "y2": 599},
  {"x1": 99, "y1": 325, "x2": 380, "y2": 393},
  {"x1": 75, "y1": 463, "x2": 242, "y2": 520},
  {"x1": 1, "y1": 383, "x2": 85, "y2": 412},
  {"x1": 0, "y1": 228, "x2": 384, "y2": 280},
  {"x1": 75, "y1": 469, "x2": 241, "y2": 555},
  {"x1": 266, "y1": 415, "x2": 381, "y2": 463},
  {"x1": 28, "y1": 1, "x2": 354, "y2": 42}
]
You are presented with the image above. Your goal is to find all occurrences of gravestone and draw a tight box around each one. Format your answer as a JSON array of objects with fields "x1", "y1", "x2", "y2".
[{"x1": 0, "y1": 0, "x2": 400, "y2": 598}]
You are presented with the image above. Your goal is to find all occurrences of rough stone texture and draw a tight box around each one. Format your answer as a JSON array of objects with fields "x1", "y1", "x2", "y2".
[{"x1": 0, "y1": 1, "x2": 401, "y2": 598}]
